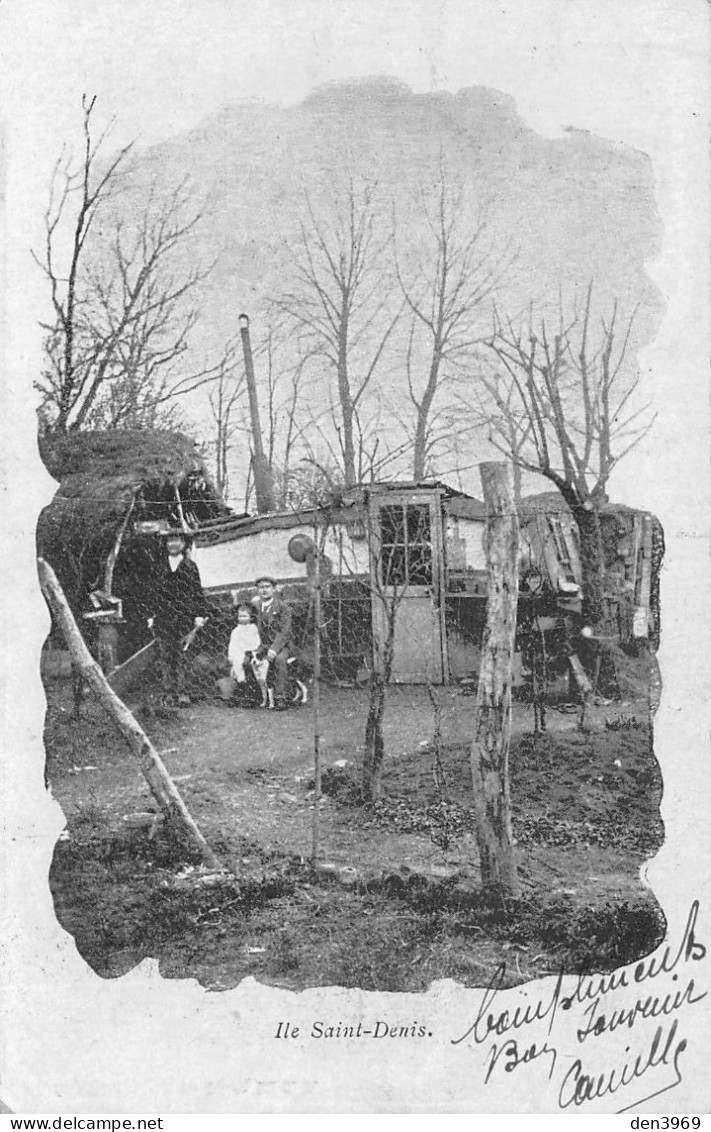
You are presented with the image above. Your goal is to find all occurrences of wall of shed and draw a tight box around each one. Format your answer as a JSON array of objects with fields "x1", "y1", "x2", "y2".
[
  {"x1": 192, "y1": 521, "x2": 370, "y2": 593},
  {"x1": 439, "y1": 511, "x2": 484, "y2": 677},
  {"x1": 444, "y1": 514, "x2": 487, "y2": 572}
]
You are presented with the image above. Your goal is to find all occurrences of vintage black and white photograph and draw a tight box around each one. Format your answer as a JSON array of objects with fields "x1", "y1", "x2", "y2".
[{"x1": 2, "y1": 0, "x2": 710, "y2": 1115}]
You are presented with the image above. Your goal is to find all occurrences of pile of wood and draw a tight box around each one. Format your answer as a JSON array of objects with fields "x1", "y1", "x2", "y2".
[{"x1": 519, "y1": 492, "x2": 663, "y2": 649}]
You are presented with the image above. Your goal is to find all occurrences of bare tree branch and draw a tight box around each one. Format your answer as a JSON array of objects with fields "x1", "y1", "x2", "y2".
[
  {"x1": 393, "y1": 162, "x2": 512, "y2": 478},
  {"x1": 479, "y1": 285, "x2": 653, "y2": 626},
  {"x1": 34, "y1": 97, "x2": 216, "y2": 433},
  {"x1": 275, "y1": 178, "x2": 401, "y2": 486}
]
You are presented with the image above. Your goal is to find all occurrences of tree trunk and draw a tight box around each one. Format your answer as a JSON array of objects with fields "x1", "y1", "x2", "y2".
[
  {"x1": 470, "y1": 462, "x2": 520, "y2": 898},
  {"x1": 412, "y1": 392, "x2": 434, "y2": 481},
  {"x1": 565, "y1": 498, "x2": 612, "y2": 689},
  {"x1": 362, "y1": 628, "x2": 394, "y2": 802},
  {"x1": 412, "y1": 349, "x2": 441, "y2": 481},
  {"x1": 363, "y1": 673, "x2": 386, "y2": 801},
  {"x1": 412, "y1": 418, "x2": 427, "y2": 482},
  {"x1": 571, "y1": 502, "x2": 606, "y2": 628},
  {"x1": 506, "y1": 420, "x2": 523, "y2": 506},
  {"x1": 341, "y1": 398, "x2": 357, "y2": 488},
  {"x1": 38, "y1": 558, "x2": 221, "y2": 868},
  {"x1": 337, "y1": 316, "x2": 357, "y2": 487}
]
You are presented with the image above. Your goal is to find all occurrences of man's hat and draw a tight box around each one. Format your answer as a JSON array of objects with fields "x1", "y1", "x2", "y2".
[{"x1": 255, "y1": 575, "x2": 277, "y2": 586}]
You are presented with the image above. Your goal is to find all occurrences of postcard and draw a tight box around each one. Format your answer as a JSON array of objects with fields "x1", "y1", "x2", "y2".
[{"x1": 1, "y1": 0, "x2": 709, "y2": 1115}]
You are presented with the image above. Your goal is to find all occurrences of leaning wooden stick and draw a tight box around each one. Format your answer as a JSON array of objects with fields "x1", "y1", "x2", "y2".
[{"x1": 38, "y1": 557, "x2": 221, "y2": 869}]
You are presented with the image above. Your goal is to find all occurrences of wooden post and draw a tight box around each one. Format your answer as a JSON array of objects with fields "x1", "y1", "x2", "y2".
[
  {"x1": 310, "y1": 530, "x2": 323, "y2": 863},
  {"x1": 38, "y1": 558, "x2": 221, "y2": 869},
  {"x1": 470, "y1": 463, "x2": 520, "y2": 899},
  {"x1": 97, "y1": 622, "x2": 120, "y2": 673},
  {"x1": 104, "y1": 494, "x2": 136, "y2": 596}
]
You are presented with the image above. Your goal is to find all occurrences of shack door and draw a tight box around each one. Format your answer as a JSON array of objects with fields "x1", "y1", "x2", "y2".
[{"x1": 370, "y1": 491, "x2": 447, "y2": 683}]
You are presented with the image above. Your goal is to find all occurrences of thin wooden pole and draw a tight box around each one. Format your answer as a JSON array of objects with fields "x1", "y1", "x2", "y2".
[
  {"x1": 103, "y1": 493, "x2": 136, "y2": 596},
  {"x1": 470, "y1": 463, "x2": 520, "y2": 899},
  {"x1": 311, "y1": 529, "x2": 322, "y2": 862},
  {"x1": 38, "y1": 557, "x2": 221, "y2": 868}
]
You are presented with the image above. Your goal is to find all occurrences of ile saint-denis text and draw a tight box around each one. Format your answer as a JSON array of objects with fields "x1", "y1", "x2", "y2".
[{"x1": 274, "y1": 1021, "x2": 433, "y2": 1039}]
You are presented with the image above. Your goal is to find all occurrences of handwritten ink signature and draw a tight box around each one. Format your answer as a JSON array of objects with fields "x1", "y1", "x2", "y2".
[
  {"x1": 451, "y1": 963, "x2": 565, "y2": 1047},
  {"x1": 484, "y1": 1036, "x2": 557, "y2": 1084},
  {"x1": 575, "y1": 976, "x2": 706, "y2": 1043},
  {"x1": 559, "y1": 1019, "x2": 686, "y2": 1109},
  {"x1": 560, "y1": 900, "x2": 706, "y2": 1014},
  {"x1": 450, "y1": 900, "x2": 707, "y2": 1112}
]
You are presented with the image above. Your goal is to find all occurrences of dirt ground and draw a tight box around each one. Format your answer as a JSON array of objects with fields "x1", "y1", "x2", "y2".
[{"x1": 45, "y1": 675, "x2": 665, "y2": 993}]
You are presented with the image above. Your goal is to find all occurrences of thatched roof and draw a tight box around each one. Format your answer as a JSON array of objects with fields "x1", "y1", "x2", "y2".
[
  {"x1": 37, "y1": 430, "x2": 230, "y2": 614},
  {"x1": 42, "y1": 426, "x2": 216, "y2": 495}
]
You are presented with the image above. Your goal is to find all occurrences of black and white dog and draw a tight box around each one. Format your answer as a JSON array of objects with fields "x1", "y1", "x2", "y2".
[{"x1": 250, "y1": 654, "x2": 309, "y2": 709}]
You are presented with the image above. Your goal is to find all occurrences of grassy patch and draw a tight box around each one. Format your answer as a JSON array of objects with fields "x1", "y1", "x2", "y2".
[
  {"x1": 45, "y1": 683, "x2": 666, "y2": 991},
  {"x1": 50, "y1": 811, "x2": 665, "y2": 992}
]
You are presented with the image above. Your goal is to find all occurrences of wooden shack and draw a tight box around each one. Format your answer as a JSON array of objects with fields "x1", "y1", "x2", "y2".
[
  {"x1": 38, "y1": 439, "x2": 662, "y2": 692},
  {"x1": 192, "y1": 481, "x2": 489, "y2": 684}
]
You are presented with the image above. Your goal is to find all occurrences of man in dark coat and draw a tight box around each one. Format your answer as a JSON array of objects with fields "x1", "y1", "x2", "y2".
[
  {"x1": 253, "y1": 575, "x2": 293, "y2": 709},
  {"x1": 148, "y1": 532, "x2": 207, "y2": 705}
]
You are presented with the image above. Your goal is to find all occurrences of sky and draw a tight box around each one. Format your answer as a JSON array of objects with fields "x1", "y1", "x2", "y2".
[
  {"x1": 1, "y1": 0, "x2": 710, "y2": 1113},
  {"x1": 0, "y1": 0, "x2": 707, "y2": 600},
  {"x1": 5, "y1": 0, "x2": 707, "y2": 169},
  {"x1": 4, "y1": 0, "x2": 708, "y2": 515},
  {"x1": 5, "y1": 0, "x2": 702, "y2": 153}
]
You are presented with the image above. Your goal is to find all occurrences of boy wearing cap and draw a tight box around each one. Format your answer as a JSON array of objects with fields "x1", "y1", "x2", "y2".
[{"x1": 253, "y1": 576, "x2": 293, "y2": 710}]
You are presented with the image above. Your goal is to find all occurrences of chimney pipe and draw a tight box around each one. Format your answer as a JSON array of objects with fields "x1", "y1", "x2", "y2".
[{"x1": 239, "y1": 313, "x2": 275, "y2": 513}]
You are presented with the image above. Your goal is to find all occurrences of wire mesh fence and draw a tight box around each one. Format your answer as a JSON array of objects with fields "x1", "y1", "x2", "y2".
[
  {"x1": 54, "y1": 529, "x2": 376, "y2": 712},
  {"x1": 39, "y1": 487, "x2": 663, "y2": 721}
]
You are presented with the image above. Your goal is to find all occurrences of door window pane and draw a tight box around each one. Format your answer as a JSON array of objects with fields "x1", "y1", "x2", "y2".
[{"x1": 379, "y1": 503, "x2": 433, "y2": 586}]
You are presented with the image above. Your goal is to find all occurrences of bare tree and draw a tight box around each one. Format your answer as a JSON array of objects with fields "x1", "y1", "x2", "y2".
[
  {"x1": 230, "y1": 325, "x2": 326, "y2": 511},
  {"x1": 288, "y1": 463, "x2": 429, "y2": 802},
  {"x1": 483, "y1": 284, "x2": 652, "y2": 627},
  {"x1": 33, "y1": 96, "x2": 133, "y2": 432},
  {"x1": 34, "y1": 96, "x2": 220, "y2": 433},
  {"x1": 208, "y1": 352, "x2": 245, "y2": 499},
  {"x1": 82, "y1": 371, "x2": 189, "y2": 432},
  {"x1": 361, "y1": 498, "x2": 434, "y2": 801},
  {"x1": 262, "y1": 331, "x2": 321, "y2": 508},
  {"x1": 467, "y1": 373, "x2": 532, "y2": 505},
  {"x1": 302, "y1": 391, "x2": 391, "y2": 489},
  {"x1": 281, "y1": 449, "x2": 346, "y2": 511},
  {"x1": 394, "y1": 169, "x2": 507, "y2": 479},
  {"x1": 277, "y1": 180, "x2": 402, "y2": 487}
]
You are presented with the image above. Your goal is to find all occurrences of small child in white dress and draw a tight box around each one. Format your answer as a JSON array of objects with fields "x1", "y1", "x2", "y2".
[{"x1": 228, "y1": 605, "x2": 261, "y2": 683}]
